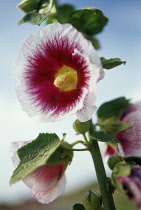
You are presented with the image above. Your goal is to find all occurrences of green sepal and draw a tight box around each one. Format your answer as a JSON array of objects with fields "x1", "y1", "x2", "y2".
[
  {"x1": 101, "y1": 57, "x2": 126, "y2": 69},
  {"x1": 108, "y1": 155, "x2": 124, "y2": 170},
  {"x1": 10, "y1": 133, "x2": 61, "y2": 185},
  {"x1": 98, "y1": 117, "x2": 131, "y2": 135},
  {"x1": 111, "y1": 161, "x2": 132, "y2": 192},
  {"x1": 83, "y1": 189, "x2": 102, "y2": 210},
  {"x1": 67, "y1": 8, "x2": 108, "y2": 35},
  {"x1": 124, "y1": 156, "x2": 141, "y2": 166},
  {"x1": 46, "y1": 141, "x2": 73, "y2": 179},
  {"x1": 73, "y1": 119, "x2": 91, "y2": 135},
  {"x1": 17, "y1": 0, "x2": 41, "y2": 13},
  {"x1": 18, "y1": 0, "x2": 54, "y2": 25},
  {"x1": 73, "y1": 203, "x2": 86, "y2": 210},
  {"x1": 97, "y1": 97, "x2": 131, "y2": 121},
  {"x1": 90, "y1": 131, "x2": 119, "y2": 143}
]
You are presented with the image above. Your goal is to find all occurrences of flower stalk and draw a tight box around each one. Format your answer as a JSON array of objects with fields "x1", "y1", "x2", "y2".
[{"x1": 88, "y1": 120, "x2": 116, "y2": 210}]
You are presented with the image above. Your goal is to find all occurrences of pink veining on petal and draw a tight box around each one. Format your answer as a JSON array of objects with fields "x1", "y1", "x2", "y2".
[
  {"x1": 32, "y1": 175, "x2": 66, "y2": 204},
  {"x1": 116, "y1": 111, "x2": 141, "y2": 156},
  {"x1": 120, "y1": 102, "x2": 141, "y2": 120},
  {"x1": 24, "y1": 164, "x2": 64, "y2": 192}
]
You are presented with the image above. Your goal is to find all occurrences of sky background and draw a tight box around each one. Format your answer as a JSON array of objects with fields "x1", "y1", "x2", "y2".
[{"x1": 0, "y1": 0, "x2": 141, "y2": 205}]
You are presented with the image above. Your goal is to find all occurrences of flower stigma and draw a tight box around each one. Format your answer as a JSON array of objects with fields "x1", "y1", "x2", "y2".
[{"x1": 54, "y1": 65, "x2": 78, "y2": 91}]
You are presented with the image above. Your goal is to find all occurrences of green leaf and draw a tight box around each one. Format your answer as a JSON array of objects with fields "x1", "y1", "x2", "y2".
[
  {"x1": 10, "y1": 133, "x2": 61, "y2": 185},
  {"x1": 18, "y1": 0, "x2": 54, "y2": 25},
  {"x1": 46, "y1": 141, "x2": 74, "y2": 178},
  {"x1": 101, "y1": 57, "x2": 126, "y2": 69},
  {"x1": 91, "y1": 131, "x2": 119, "y2": 143},
  {"x1": 73, "y1": 203, "x2": 86, "y2": 210},
  {"x1": 124, "y1": 156, "x2": 141, "y2": 165},
  {"x1": 67, "y1": 8, "x2": 108, "y2": 35},
  {"x1": 18, "y1": 12, "x2": 49, "y2": 25},
  {"x1": 97, "y1": 97, "x2": 131, "y2": 120},
  {"x1": 57, "y1": 4, "x2": 75, "y2": 23}
]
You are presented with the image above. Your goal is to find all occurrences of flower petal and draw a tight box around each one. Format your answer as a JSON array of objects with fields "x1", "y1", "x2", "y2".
[
  {"x1": 23, "y1": 164, "x2": 64, "y2": 192},
  {"x1": 10, "y1": 141, "x2": 30, "y2": 167},
  {"x1": 76, "y1": 92, "x2": 96, "y2": 122},
  {"x1": 31, "y1": 175, "x2": 66, "y2": 204},
  {"x1": 116, "y1": 111, "x2": 141, "y2": 156}
]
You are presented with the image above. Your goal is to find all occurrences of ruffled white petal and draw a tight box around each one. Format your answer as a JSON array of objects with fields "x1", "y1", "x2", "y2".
[{"x1": 76, "y1": 92, "x2": 97, "y2": 122}]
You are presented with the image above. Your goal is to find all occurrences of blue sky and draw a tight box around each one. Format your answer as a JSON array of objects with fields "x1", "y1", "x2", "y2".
[{"x1": 0, "y1": 0, "x2": 141, "y2": 204}]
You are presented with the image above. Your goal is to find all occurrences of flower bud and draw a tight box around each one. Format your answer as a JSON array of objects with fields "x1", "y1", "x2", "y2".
[
  {"x1": 111, "y1": 161, "x2": 131, "y2": 192},
  {"x1": 108, "y1": 155, "x2": 124, "y2": 170},
  {"x1": 17, "y1": 0, "x2": 40, "y2": 13},
  {"x1": 73, "y1": 119, "x2": 91, "y2": 134},
  {"x1": 83, "y1": 189, "x2": 102, "y2": 210}
]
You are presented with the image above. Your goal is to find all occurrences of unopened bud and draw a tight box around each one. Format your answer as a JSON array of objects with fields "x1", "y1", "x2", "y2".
[
  {"x1": 73, "y1": 119, "x2": 91, "y2": 134},
  {"x1": 108, "y1": 155, "x2": 124, "y2": 170},
  {"x1": 83, "y1": 189, "x2": 102, "y2": 210},
  {"x1": 17, "y1": 0, "x2": 40, "y2": 13},
  {"x1": 111, "y1": 161, "x2": 131, "y2": 192}
]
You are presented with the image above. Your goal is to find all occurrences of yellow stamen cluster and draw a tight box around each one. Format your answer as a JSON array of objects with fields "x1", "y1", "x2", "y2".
[{"x1": 54, "y1": 65, "x2": 78, "y2": 91}]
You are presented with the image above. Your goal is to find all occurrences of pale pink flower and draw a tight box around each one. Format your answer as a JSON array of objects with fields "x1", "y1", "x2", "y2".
[
  {"x1": 14, "y1": 23, "x2": 104, "y2": 122},
  {"x1": 103, "y1": 102, "x2": 141, "y2": 157},
  {"x1": 10, "y1": 141, "x2": 66, "y2": 204},
  {"x1": 116, "y1": 102, "x2": 141, "y2": 156}
]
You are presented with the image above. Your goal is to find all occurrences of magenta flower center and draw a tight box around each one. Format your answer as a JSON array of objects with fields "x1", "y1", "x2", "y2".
[{"x1": 54, "y1": 65, "x2": 78, "y2": 91}]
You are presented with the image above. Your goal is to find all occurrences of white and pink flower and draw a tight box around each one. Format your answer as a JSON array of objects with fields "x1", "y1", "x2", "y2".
[
  {"x1": 103, "y1": 102, "x2": 141, "y2": 157},
  {"x1": 10, "y1": 141, "x2": 66, "y2": 204},
  {"x1": 14, "y1": 23, "x2": 103, "y2": 122},
  {"x1": 116, "y1": 102, "x2": 141, "y2": 156}
]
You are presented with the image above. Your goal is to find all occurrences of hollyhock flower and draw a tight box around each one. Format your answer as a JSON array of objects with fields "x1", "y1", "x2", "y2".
[
  {"x1": 103, "y1": 102, "x2": 141, "y2": 157},
  {"x1": 14, "y1": 22, "x2": 104, "y2": 122},
  {"x1": 118, "y1": 165, "x2": 141, "y2": 210},
  {"x1": 116, "y1": 102, "x2": 141, "y2": 156},
  {"x1": 10, "y1": 141, "x2": 66, "y2": 204}
]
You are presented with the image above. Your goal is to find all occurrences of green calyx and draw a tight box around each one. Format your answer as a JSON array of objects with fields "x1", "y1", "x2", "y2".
[
  {"x1": 108, "y1": 155, "x2": 124, "y2": 170},
  {"x1": 73, "y1": 119, "x2": 91, "y2": 135},
  {"x1": 111, "y1": 161, "x2": 132, "y2": 193}
]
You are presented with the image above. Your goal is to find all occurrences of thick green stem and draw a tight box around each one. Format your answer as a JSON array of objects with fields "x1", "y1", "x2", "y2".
[{"x1": 89, "y1": 123, "x2": 116, "y2": 210}]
